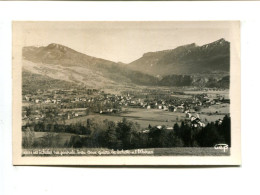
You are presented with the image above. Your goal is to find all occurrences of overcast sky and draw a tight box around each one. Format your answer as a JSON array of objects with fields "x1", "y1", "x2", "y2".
[{"x1": 18, "y1": 21, "x2": 232, "y2": 63}]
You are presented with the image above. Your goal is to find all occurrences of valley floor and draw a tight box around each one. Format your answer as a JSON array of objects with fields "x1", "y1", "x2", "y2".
[{"x1": 64, "y1": 106, "x2": 229, "y2": 129}]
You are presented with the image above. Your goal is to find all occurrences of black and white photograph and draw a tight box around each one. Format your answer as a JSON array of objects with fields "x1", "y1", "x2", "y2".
[{"x1": 12, "y1": 21, "x2": 241, "y2": 165}]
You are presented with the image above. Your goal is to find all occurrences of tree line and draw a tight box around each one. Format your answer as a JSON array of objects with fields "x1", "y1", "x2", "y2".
[{"x1": 22, "y1": 116, "x2": 231, "y2": 149}]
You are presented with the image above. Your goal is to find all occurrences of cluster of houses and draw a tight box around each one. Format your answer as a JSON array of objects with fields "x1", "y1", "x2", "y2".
[
  {"x1": 23, "y1": 88, "x2": 228, "y2": 112},
  {"x1": 22, "y1": 107, "x2": 88, "y2": 123},
  {"x1": 186, "y1": 113, "x2": 206, "y2": 128},
  {"x1": 23, "y1": 88, "x2": 101, "y2": 104},
  {"x1": 22, "y1": 88, "x2": 229, "y2": 130},
  {"x1": 143, "y1": 93, "x2": 227, "y2": 114},
  {"x1": 140, "y1": 112, "x2": 206, "y2": 134}
]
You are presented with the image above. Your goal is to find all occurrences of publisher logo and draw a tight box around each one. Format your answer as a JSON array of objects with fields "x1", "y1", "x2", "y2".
[{"x1": 214, "y1": 144, "x2": 229, "y2": 152}]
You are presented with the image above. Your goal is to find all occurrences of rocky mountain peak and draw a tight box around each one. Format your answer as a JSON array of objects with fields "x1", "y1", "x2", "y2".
[{"x1": 46, "y1": 43, "x2": 69, "y2": 52}]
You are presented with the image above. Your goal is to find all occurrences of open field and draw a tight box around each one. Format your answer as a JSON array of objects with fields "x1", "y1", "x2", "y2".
[
  {"x1": 65, "y1": 108, "x2": 187, "y2": 129},
  {"x1": 201, "y1": 103, "x2": 229, "y2": 114},
  {"x1": 23, "y1": 132, "x2": 86, "y2": 146},
  {"x1": 184, "y1": 89, "x2": 229, "y2": 99},
  {"x1": 199, "y1": 114, "x2": 226, "y2": 123},
  {"x1": 170, "y1": 94, "x2": 193, "y2": 98},
  {"x1": 64, "y1": 106, "x2": 229, "y2": 129},
  {"x1": 199, "y1": 103, "x2": 229, "y2": 122}
]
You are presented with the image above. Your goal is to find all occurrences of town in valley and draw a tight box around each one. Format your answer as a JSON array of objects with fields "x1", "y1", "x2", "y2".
[{"x1": 20, "y1": 22, "x2": 232, "y2": 155}]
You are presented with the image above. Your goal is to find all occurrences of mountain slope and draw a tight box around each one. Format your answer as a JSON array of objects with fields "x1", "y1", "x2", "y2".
[
  {"x1": 22, "y1": 69, "x2": 80, "y2": 94},
  {"x1": 23, "y1": 43, "x2": 158, "y2": 88},
  {"x1": 22, "y1": 39, "x2": 230, "y2": 89},
  {"x1": 23, "y1": 43, "x2": 116, "y2": 67},
  {"x1": 128, "y1": 38, "x2": 230, "y2": 76}
]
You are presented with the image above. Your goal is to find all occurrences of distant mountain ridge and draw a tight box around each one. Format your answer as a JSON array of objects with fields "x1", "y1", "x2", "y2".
[
  {"x1": 23, "y1": 43, "x2": 116, "y2": 67},
  {"x1": 23, "y1": 43, "x2": 158, "y2": 87},
  {"x1": 22, "y1": 39, "x2": 230, "y2": 89},
  {"x1": 129, "y1": 38, "x2": 230, "y2": 76}
]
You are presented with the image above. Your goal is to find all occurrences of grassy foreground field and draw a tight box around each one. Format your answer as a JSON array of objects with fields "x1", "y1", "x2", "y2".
[
  {"x1": 22, "y1": 147, "x2": 230, "y2": 156},
  {"x1": 23, "y1": 132, "x2": 87, "y2": 147},
  {"x1": 153, "y1": 147, "x2": 230, "y2": 156}
]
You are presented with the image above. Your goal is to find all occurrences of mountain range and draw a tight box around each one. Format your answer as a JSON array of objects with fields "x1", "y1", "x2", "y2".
[
  {"x1": 22, "y1": 38, "x2": 230, "y2": 90},
  {"x1": 129, "y1": 38, "x2": 230, "y2": 76}
]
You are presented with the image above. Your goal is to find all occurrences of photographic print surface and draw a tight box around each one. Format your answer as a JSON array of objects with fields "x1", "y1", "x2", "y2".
[{"x1": 13, "y1": 21, "x2": 241, "y2": 165}]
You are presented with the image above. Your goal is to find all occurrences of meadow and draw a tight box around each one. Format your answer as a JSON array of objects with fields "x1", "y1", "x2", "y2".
[
  {"x1": 64, "y1": 105, "x2": 229, "y2": 129},
  {"x1": 65, "y1": 108, "x2": 187, "y2": 129},
  {"x1": 23, "y1": 132, "x2": 87, "y2": 147},
  {"x1": 184, "y1": 89, "x2": 230, "y2": 99}
]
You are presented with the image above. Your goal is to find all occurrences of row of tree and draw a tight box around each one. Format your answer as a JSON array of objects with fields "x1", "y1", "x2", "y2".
[{"x1": 22, "y1": 116, "x2": 231, "y2": 149}]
